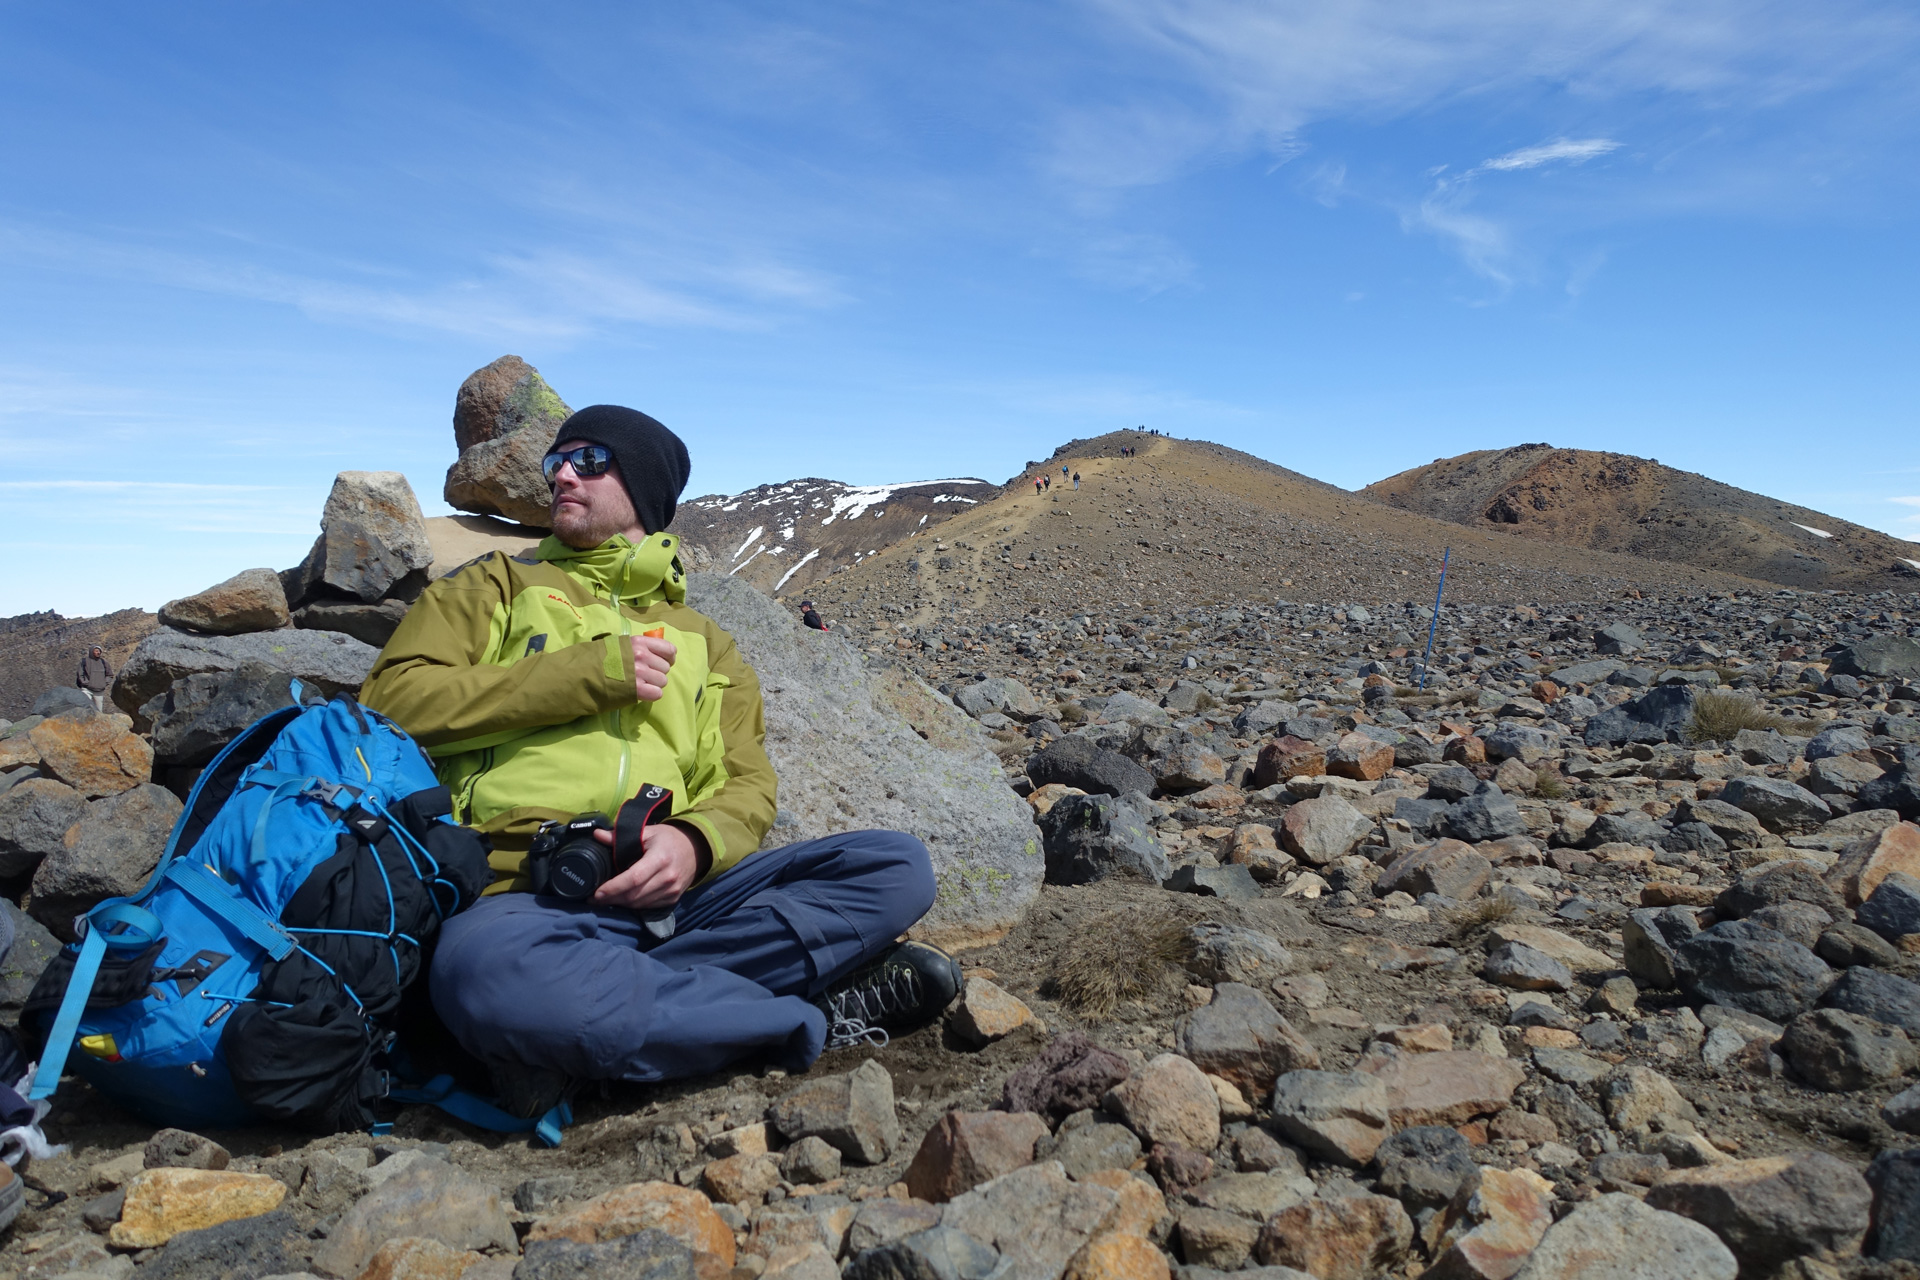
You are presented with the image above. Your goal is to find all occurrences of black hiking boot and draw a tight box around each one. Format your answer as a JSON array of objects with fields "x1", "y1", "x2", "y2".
[
  {"x1": 487, "y1": 1057, "x2": 574, "y2": 1121},
  {"x1": 816, "y1": 940, "x2": 963, "y2": 1050}
]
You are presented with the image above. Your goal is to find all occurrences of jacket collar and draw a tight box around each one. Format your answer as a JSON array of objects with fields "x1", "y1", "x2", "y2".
[{"x1": 537, "y1": 532, "x2": 687, "y2": 607}]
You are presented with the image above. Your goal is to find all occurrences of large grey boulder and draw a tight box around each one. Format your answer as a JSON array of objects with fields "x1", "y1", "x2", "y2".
[
  {"x1": 1722, "y1": 776, "x2": 1833, "y2": 836},
  {"x1": 0, "y1": 777, "x2": 89, "y2": 877},
  {"x1": 142, "y1": 662, "x2": 300, "y2": 770},
  {"x1": 29, "y1": 783, "x2": 183, "y2": 939},
  {"x1": 1038, "y1": 792, "x2": 1169, "y2": 886},
  {"x1": 953, "y1": 677, "x2": 1040, "y2": 720},
  {"x1": 1831, "y1": 636, "x2": 1920, "y2": 683},
  {"x1": 687, "y1": 573, "x2": 1041, "y2": 950},
  {"x1": 111, "y1": 627, "x2": 378, "y2": 727},
  {"x1": 1585, "y1": 685, "x2": 1698, "y2": 747},
  {"x1": 0, "y1": 900, "x2": 61, "y2": 1023},
  {"x1": 1024, "y1": 735, "x2": 1155, "y2": 798},
  {"x1": 443, "y1": 355, "x2": 573, "y2": 527}
]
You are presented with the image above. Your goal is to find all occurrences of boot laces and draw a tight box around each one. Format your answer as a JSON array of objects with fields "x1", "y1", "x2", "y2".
[{"x1": 821, "y1": 961, "x2": 924, "y2": 1051}]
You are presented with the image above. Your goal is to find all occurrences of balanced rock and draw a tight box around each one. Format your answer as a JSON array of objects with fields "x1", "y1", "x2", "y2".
[
  {"x1": 158, "y1": 568, "x2": 291, "y2": 635},
  {"x1": 444, "y1": 355, "x2": 573, "y2": 526},
  {"x1": 297, "y1": 471, "x2": 435, "y2": 604}
]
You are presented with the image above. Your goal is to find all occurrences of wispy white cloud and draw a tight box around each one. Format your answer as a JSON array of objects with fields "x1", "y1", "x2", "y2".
[
  {"x1": 1409, "y1": 137, "x2": 1622, "y2": 286},
  {"x1": 0, "y1": 215, "x2": 844, "y2": 344},
  {"x1": 1473, "y1": 139, "x2": 1621, "y2": 175}
]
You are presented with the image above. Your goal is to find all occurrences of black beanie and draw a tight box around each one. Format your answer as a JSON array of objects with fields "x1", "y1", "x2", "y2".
[{"x1": 557, "y1": 404, "x2": 692, "y2": 535}]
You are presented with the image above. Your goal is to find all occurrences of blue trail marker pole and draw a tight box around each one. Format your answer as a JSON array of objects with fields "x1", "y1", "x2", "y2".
[{"x1": 1418, "y1": 547, "x2": 1451, "y2": 690}]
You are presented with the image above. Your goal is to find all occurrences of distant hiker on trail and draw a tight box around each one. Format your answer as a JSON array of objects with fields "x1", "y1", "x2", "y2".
[
  {"x1": 1033, "y1": 476, "x2": 1042, "y2": 495},
  {"x1": 75, "y1": 646, "x2": 112, "y2": 712},
  {"x1": 798, "y1": 599, "x2": 827, "y2": 631},
  {"x1": 1043, "y1": 474, "x2": 1051, "y2": 491},
  {"x1": 1061, "y1": 465, "x2": 1069, "y2": 481},
  {"x1": 362, "y1": 404, "x2": 957, "y2": 1118},
  {"x1": 1072, "y1": 472, "x2": 1081, "y2": 489}
]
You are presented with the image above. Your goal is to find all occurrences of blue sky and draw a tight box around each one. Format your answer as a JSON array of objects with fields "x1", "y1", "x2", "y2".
[{"x1": 3, "y1": 1, "x2": 1918, "y2": 615}]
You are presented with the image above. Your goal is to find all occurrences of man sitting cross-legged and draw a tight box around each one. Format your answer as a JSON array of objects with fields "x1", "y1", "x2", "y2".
[{"x1": 361, "y1": 404, "x2": 958, "y2": 1115}]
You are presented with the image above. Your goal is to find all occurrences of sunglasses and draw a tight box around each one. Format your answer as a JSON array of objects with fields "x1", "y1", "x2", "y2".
[{"x1": 541, "y1": 444, "x2": 613, "y2": 485}]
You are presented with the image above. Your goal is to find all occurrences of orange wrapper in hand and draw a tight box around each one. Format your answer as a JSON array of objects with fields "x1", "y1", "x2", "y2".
[{"x1": 643, "y1": 627, "x2": 665, "y2": 639}]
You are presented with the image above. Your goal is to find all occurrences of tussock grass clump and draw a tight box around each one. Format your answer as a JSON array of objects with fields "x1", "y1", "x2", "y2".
[
  {"x1": 1532, "y1": 772, "x2": 1568, "y2": 800},
  {"x1": 1449, "y1": 894, "x2": 1520, "y2": 939},
  {"x1": 1046, "y1": 909, "x2": 1193, "y2": 1017},
  {"x1": 1688, "y1": 690, "x2": 1795, "y2": 744}
]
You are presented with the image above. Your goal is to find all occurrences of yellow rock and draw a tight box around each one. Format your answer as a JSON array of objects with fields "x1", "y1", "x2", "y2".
[
  {"x1": 29, "y1": 714, "x2": 151, "y2": 797},
  {"x1": 109, "y1": 1168, "x2": 287, "y2": 1248},
  {"x1": 1078, "y1": 1169, "x2": 1168, "y2": 1240},
  {"x1": 358, "y1": 1236, "x2": 486, "y2": 1280},
  {"x1": 1028, "y1": 783, "x2": 1087, "y2": 817},
  {"x1": 946, "y1": 976, "x2": 1038, "y2": 1046},
  {"x1": 0, "y1": 736, "x2": 40, "y2": 770},
  {"x1": 703, "y1": 1153, "x2": 782, "y2": 1206},
  {"x1": 1065, "y1": 1232, "x2": 1172, "y2": 1280},
  {"x1": 708, "y1": 1121, "x2": 770, "y2": 1158},
  {"x1": 526, "y1": 1181, "x2": 736, "y2": 1266},
  {"x1": 1828, "y1": 822, "x2": 1920, "y2": 907}
]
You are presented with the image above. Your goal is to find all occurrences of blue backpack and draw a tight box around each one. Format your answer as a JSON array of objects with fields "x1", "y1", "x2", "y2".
[{"x1": 24, "y1": 689, "x2": 511, "y2": 1136}]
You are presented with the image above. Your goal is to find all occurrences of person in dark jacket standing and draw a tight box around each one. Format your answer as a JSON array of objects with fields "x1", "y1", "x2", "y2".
[
  {"x1": 76, "y1": 646, "x2": 112, "y2": 713},
  {"x1": 798, "y1": 600, "x2": 828, "y2": 631}
]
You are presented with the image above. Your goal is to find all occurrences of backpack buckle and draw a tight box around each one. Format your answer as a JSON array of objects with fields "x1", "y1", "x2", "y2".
[{"x1": 303, "y1": 781, "x2": 361, "y2": 810}]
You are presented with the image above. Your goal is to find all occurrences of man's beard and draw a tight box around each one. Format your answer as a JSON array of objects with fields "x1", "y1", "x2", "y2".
[{"x1": 550, "y1": 495, "x2": 632, "y2": 548}]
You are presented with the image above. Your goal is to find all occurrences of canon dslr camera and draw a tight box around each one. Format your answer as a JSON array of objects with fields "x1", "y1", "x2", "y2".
[{"x1": 527, "y1": 784, "x2": 677, "y2": 940}]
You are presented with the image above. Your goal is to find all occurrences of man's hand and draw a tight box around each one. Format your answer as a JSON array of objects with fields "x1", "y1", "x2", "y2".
[
  {"x1": 632, "y1": 633, "x2": 677, "y2": 701},
  {"x1": 591, "y1": 821, "x2": 700, "y2": 910}
]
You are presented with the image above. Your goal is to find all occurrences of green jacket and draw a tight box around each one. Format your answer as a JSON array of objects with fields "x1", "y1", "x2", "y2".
[{"x1": 359, "y1": 531, "x2": 777, "y2": 893}]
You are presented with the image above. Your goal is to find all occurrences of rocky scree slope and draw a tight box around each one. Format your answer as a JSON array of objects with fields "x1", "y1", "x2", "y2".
[
  {"x1": 1363, "y1": 443, "x2": 1920, "y2": 593},
  {"x1": 5, "y1": 580, "x2": 1920, "y2": 1279}
]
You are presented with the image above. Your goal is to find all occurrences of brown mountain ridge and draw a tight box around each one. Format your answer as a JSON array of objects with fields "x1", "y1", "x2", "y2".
[{"x1": 1361, "y1": 443, "x2": 1920, "y2": 592}]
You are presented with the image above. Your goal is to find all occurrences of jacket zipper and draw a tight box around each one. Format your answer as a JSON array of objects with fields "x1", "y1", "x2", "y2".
[
  {"x1": 457, "y1": 747, "x2": 494, "y2": 823},
  {"x1": 609, "y1": 543, "x2": 639, "y2": 808}
]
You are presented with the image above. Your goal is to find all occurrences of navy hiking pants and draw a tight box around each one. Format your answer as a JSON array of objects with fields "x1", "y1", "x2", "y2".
[{"x1": 429, "y1": 829, "x2": 936, "y2": 1083}]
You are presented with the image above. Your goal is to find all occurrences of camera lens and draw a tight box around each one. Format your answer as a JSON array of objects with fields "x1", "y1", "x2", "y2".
[{"x1": 547, "y1": 838, "x2": 612, "y2": 899}]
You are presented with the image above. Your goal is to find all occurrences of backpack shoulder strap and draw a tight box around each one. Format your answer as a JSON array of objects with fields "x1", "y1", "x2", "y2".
[{"x1": 28, "y1": 903, "x2": 163, "y2": 1101}]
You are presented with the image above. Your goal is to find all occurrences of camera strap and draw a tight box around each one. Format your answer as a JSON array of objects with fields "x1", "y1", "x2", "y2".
[
  {"x1": 613, "y1": 783, "x2": 674, "y2": 860},
  {"x1": 615, "y1": 784, "x2": 677, "y2": 943}
]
